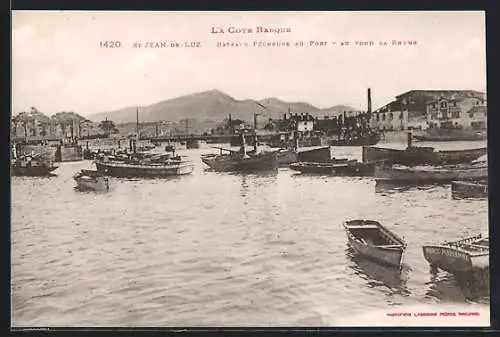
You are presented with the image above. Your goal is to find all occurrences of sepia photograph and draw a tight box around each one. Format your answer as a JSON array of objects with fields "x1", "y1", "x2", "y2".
[{"x1": 11, "y1": 11, "x2": 489, "y2": 328}]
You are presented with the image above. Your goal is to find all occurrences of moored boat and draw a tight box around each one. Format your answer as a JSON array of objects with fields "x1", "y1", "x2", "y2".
[
  {"x1": 290, "y1": 159, "x2": 376, "y2": 176},
  {"x1": 201, "y1": 150, "x2": 278, "y2": 172},
  {"x1": 95, "y1": 159, "x2": 194, "y2": 177},
  {"x1": 201, "y1": 132, "x2": 279, "y2": 172},
  {"x1": 95, "y1": 152, "x2": 194, "y2": 178},
  {"x1": 11, "y1": 153, "x2": 59, "y2": 176},
  {"x1": 362, "y1": 132, "x2": 487, "y2": 165},
  {"x1": 451, "y1": 180, "x2": 488, "y2": 199},
  {"x1": 374, "y1": 161, "x2": 488, "y2": 184},
  {"x1": 422, "y1": 234, "x2": 489, "y2": 274},
  {"x1": 343, "y1": 219, "x2": 406, "y2": 268},
  {"x1": 73, "y1": 169, "x2": 109, "y2": 191},
  {"x1": 413, "y1": 128, "x2": 486, "y2": 142}
]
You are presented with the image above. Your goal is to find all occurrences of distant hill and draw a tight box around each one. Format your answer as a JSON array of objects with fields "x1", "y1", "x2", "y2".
[{"x1": 88, "y1": 90, "x2": 358, "y2": 124}]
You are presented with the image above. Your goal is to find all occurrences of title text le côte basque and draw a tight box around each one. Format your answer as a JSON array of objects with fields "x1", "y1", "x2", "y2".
[{"x1": 211, "y1": 26, "x2": 292, "y2": 34}]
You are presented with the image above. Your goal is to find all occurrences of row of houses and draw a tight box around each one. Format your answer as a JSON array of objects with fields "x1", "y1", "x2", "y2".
[
  {"x1": 370, "y1": 90, "x2": 487, "y2": 131},
  {"x1": 261, "y1": 90, "x2": 487, "y2": 135},
  {"x1": 10, "y1": 109, "x2": 114, "y2": 140}
]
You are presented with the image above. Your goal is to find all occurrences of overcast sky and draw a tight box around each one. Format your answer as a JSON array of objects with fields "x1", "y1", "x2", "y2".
[{"x1": 12, "y1": 11, "x2": 486, "y2": 117}]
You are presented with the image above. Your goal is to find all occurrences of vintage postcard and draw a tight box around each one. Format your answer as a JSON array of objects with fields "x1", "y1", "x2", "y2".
[{"x1": 11, "y1": 11, "x2": 489, "y2": 328}]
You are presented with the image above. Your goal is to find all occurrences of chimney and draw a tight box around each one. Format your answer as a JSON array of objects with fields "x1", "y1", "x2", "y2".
[{"x1": 367, "y1": 88, "x2": 372, "y2": 114}]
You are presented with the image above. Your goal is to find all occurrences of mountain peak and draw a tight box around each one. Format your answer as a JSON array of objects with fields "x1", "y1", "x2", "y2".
[{"x1": 88, "y1": 90, "x2": 357, "y2": 123}]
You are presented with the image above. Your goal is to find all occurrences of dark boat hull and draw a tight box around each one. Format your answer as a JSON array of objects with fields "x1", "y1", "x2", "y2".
[
  {"x1": 11, "y1": 165, "x2": 58, "y2": 176},
  {"x1": 374, "y1": 163, "x2": 488, "y2": 184},
  {"x1": 277, "y1": 149, "x2": 298, "y2": 167},
  {"x1": 362, "y1": 145, "x2": 487, "y2": 165},
  {"x1": 95, "y1": 160, "x2": 194, "y2": 178},
  {"x1": 297, "y1": 147, "x2": 331, "y2": 163},
  {"x1": 201, "y1": 152, "x2": 278, "y2": 172},
  {"x1": 451, "y1": 180, "x2": 488, "y2": 199},
  {"x1": 414, "y1": 129, "x2": 486, "y2": 142},
  {"x1": 290, "y1": 161, "x2": 376, "y2": 176}
]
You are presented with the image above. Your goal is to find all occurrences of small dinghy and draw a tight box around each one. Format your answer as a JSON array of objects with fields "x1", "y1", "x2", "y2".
[
  {"x1": 73, "y1": 169, "x2": 109, "y2": 191},
  {"x1": 422, "y1": 234, "x2": 489, "y2": 274},
  {"x1": 343, "y1": 219, "x2": 406, "y2": 268}
]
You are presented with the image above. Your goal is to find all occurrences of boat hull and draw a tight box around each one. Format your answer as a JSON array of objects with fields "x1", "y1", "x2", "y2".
[
  {"x1": 451, "y1": 180, "x2": 488, "y2": 199},
  {"x1": 290, "y1": 161, "x2": 376, "y2": 176},
  {"x1": 422, "y1": 245, "x2": 489, "y2": 274},
  {"x1": 277, "y1": 149, "x2": 298, "y2": 167},
  {"x1": 95, "y1": 160, "x2": 194, "y2": 177},
  {"x1": 347, "y1": 235, "x2": 404, "y2": 267},
  {"x1": 343, "y1": 220, "x2": 406, "y2": 268},
  {"x1": 297, "y1": 147, "x2": 331, "y2": 163},
  {"x1": 11, "y1": 165, "x2": 58, "y2": 176},
  {"x1": 362, "y1": 145, "x2": 487, "y2": 165},
  {"x1": 201, "y1": 152, "x2": 278, "y2": 172},
  {"x1": 75, "y1": 177, "x2": 109, "y2": 191},
  {"x1": 374, "y1": 163, "x2": 488, "y2": 184},
  {"x1": 414, "y1": 129, "x2": 487, "y2": 142}
]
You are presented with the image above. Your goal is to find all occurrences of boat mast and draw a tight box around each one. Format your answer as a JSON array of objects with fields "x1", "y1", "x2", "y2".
[
  {"x1": 136, "y1": 107, "x2": 139, "y2": 137},
  {"x1": 253, "y1": 112, "x2": 258, "y2": 153},
  {"x1": 134, "y1": 107, "x2": 139, "y2": 153},
  {"x1": 240, "y1": 131, "x2": 248, "y2": 158}
]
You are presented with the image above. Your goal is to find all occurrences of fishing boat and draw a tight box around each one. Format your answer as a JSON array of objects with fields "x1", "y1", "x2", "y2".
[
  {"x1": 11, "y1": 153, "x2": 59, "y2": 176},
  {"x1": 362, "y1": 132, "x2": 487, "y2": 166},
  {"x1": 290, "y1": 159, "x2": 376, "y2": 176},
  {"x1": 343, "y1": 219, "x2": 406, "y2": 268},
  {"x1": 73, "y1": 169, "x2": 109, "y2": 191},
  {"x1": 451, "y1": 180, "x2": 488, "y2": 199},
  {"x1": 201, "y1": 151, "x2": 278, "y2": 172},
  {"x1": 374, "y1": 161, "x2": 488, "y2": 184},
  {"x1": 413, "y1": 128, "x2": 487, "y2": 142},
  {"x1": 95, "y1": 152, "x2": 194, "y2": 178},
  {"x1": 422, "y1": 234, "x2": 489, "y2": 274},
  {"x1": 201, "y1": 131, "x2": 279, "y2": 172}
]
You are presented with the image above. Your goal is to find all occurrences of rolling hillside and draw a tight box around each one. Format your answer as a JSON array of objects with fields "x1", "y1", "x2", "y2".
[{"x1": 88, "y1": 90, "x2": 358, "y2": 124}]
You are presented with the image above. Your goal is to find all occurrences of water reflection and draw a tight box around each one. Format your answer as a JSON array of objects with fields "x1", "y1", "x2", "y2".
[
  {"x1": 346, "y1": 247, "x2": 411, "y2": 296},
  {"x1": 375, "y1": 181, "x2": 441, "y2": 195},
  {"x1": 236, "y1": 171, "x2": 279, "y2": 198},
  {"x1": 425, "y1": 269, "x2": 489, "y2": 303}
]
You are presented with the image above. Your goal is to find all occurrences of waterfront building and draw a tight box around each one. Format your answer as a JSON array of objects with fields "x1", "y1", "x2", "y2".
[
  {"x1": 370, "y1": 90, "x2": 486, "y2": 131},
  {"x1": 425, "y1": 96, "x2": 487, "y2": 130}
]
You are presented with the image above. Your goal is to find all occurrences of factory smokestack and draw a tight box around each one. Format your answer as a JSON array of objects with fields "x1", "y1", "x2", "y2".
[{"x1": 367, "y1": 88, "x2": 372, "y2": 113}]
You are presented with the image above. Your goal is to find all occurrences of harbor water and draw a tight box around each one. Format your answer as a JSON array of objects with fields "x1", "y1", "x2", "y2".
[{"x1": 11, "y1": 141, "x2": 489, "y2": 327}]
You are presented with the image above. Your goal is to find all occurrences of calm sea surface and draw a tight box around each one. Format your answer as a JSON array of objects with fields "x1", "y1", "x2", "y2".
[{"x1": 11, "y1": 141, "x2": 489, "y2": 327}]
